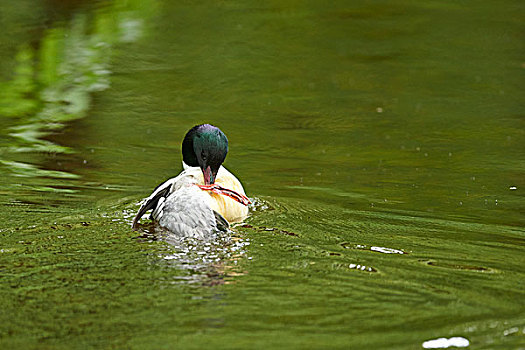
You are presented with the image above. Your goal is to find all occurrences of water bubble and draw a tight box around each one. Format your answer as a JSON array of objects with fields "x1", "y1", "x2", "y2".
[
  {"x1": 370, "y1": 246, "x2": 404, "y2": 254},
  {"x1": 422, "y1": 337, "x2": 469, "y2": 349},
  {"x1": 348, "y1": 263, "x2": 376, "y2": 272},
  {"x1": 503, "y1": 327, "x2": 519, "y2": 336}
]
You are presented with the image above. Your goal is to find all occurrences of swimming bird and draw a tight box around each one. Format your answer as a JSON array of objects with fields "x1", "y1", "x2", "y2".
[{"x1": 132, "y1": 124, "x2": 250, "y2": 237}]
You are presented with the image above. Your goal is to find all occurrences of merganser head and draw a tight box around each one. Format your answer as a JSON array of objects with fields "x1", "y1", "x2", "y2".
[{"x1": 182, "y1": 124, "x2": 228, "y2": 185}]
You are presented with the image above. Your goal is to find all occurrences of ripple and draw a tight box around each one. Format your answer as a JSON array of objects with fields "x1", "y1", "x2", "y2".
[
  {"x1": 138, "y1": 226, "x2": 252, "y2": 286},
  {"x1": 425, "y1": 260, "x2": 492, "y2": 272},
  {"x1": 341, "y1": 242, "x2": 407, "y2": 255},
  {"x1": 247, "y1": 196, "x2": 274, "y2": 212},
  {"x1": 239, "y1": 224, "x2": 299, "y2": 237}
]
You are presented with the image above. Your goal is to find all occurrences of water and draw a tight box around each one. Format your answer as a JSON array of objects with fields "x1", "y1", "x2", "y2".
[{"x1": 1, "y1": 1, "x2": 524, "y2": 349}]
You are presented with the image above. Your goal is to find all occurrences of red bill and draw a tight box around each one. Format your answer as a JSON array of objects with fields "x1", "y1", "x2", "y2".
[{"x1": 197, "y1": 184, "x2": 251, "y2": 206}]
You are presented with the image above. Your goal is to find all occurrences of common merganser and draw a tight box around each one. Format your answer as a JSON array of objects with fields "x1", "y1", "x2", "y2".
[{"x1": 132, "y1": 124, "x2": 250, "y2": 237}]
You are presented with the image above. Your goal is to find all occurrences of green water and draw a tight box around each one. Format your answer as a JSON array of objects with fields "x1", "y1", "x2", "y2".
[{"x1": 1, "y1": 1, "x2": 524, "y2": 349}]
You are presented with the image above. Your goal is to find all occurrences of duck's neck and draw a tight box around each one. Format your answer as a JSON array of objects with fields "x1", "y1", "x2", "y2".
[{"x1": 182, "y1": 161, "x2": 194, "y2": 170}]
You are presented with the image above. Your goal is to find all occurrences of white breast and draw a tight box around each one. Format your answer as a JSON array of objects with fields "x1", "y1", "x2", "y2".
[{"x1": 176, "y1": 165, "x2": 249, "y2": 223}]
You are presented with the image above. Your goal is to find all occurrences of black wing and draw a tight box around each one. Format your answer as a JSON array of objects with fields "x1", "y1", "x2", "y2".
[
  {"x1": 213, "y1": 211, "x2": 229, "y2": 232},
  {"x1": 132, "y1": 179, "x2": 175, "y2": 228}
]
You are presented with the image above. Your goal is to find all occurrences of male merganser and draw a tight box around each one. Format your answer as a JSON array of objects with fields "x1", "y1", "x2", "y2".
[{"x1": 132, "y1": 124, "x2": 250, "y2": 237}]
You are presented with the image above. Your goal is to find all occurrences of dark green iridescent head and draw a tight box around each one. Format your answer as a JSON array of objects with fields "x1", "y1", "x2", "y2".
[{"x1": 182, "y1": 124, "x2": 229, "y2": 185}]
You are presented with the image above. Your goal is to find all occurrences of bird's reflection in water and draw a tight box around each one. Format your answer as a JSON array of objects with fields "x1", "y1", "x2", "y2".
[{"x1": 135, "y1": 222, "x2": 249, "y2": 286}]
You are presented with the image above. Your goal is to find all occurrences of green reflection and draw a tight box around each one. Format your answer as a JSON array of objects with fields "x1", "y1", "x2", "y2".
[
  {"x1": 0, "y1": 0, "x2": 156, "y2": 192},
  {"x1": 0, "y1": 45, "x2": 38, "y2": 117}
]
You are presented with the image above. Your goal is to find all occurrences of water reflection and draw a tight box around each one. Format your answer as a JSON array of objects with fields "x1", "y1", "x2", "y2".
[
  {"x1": 135, "y1": 222, "x2": 250, "y2": 286},
  {"x1": 0, "y1": 0, "x2": 152, "y2": 191}
]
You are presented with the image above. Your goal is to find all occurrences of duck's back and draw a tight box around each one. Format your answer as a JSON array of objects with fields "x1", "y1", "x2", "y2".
[{"x1": 157, "y1": 184, "x2": 219, "y2": 238}]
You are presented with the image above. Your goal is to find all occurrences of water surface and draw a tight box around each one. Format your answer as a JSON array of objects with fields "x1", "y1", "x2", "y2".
[{"x1": 0, "y1": 1, "x2": 524, "y2": 349}]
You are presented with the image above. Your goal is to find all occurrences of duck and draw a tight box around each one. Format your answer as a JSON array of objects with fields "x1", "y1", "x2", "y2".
[{"x1": 132, "y1": 124, "x2": 250, "y2": 237}]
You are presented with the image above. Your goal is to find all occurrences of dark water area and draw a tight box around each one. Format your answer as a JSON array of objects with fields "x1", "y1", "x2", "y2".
[{"x1": 0, "y1": 1, "x2": 523, "y2": 349}]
